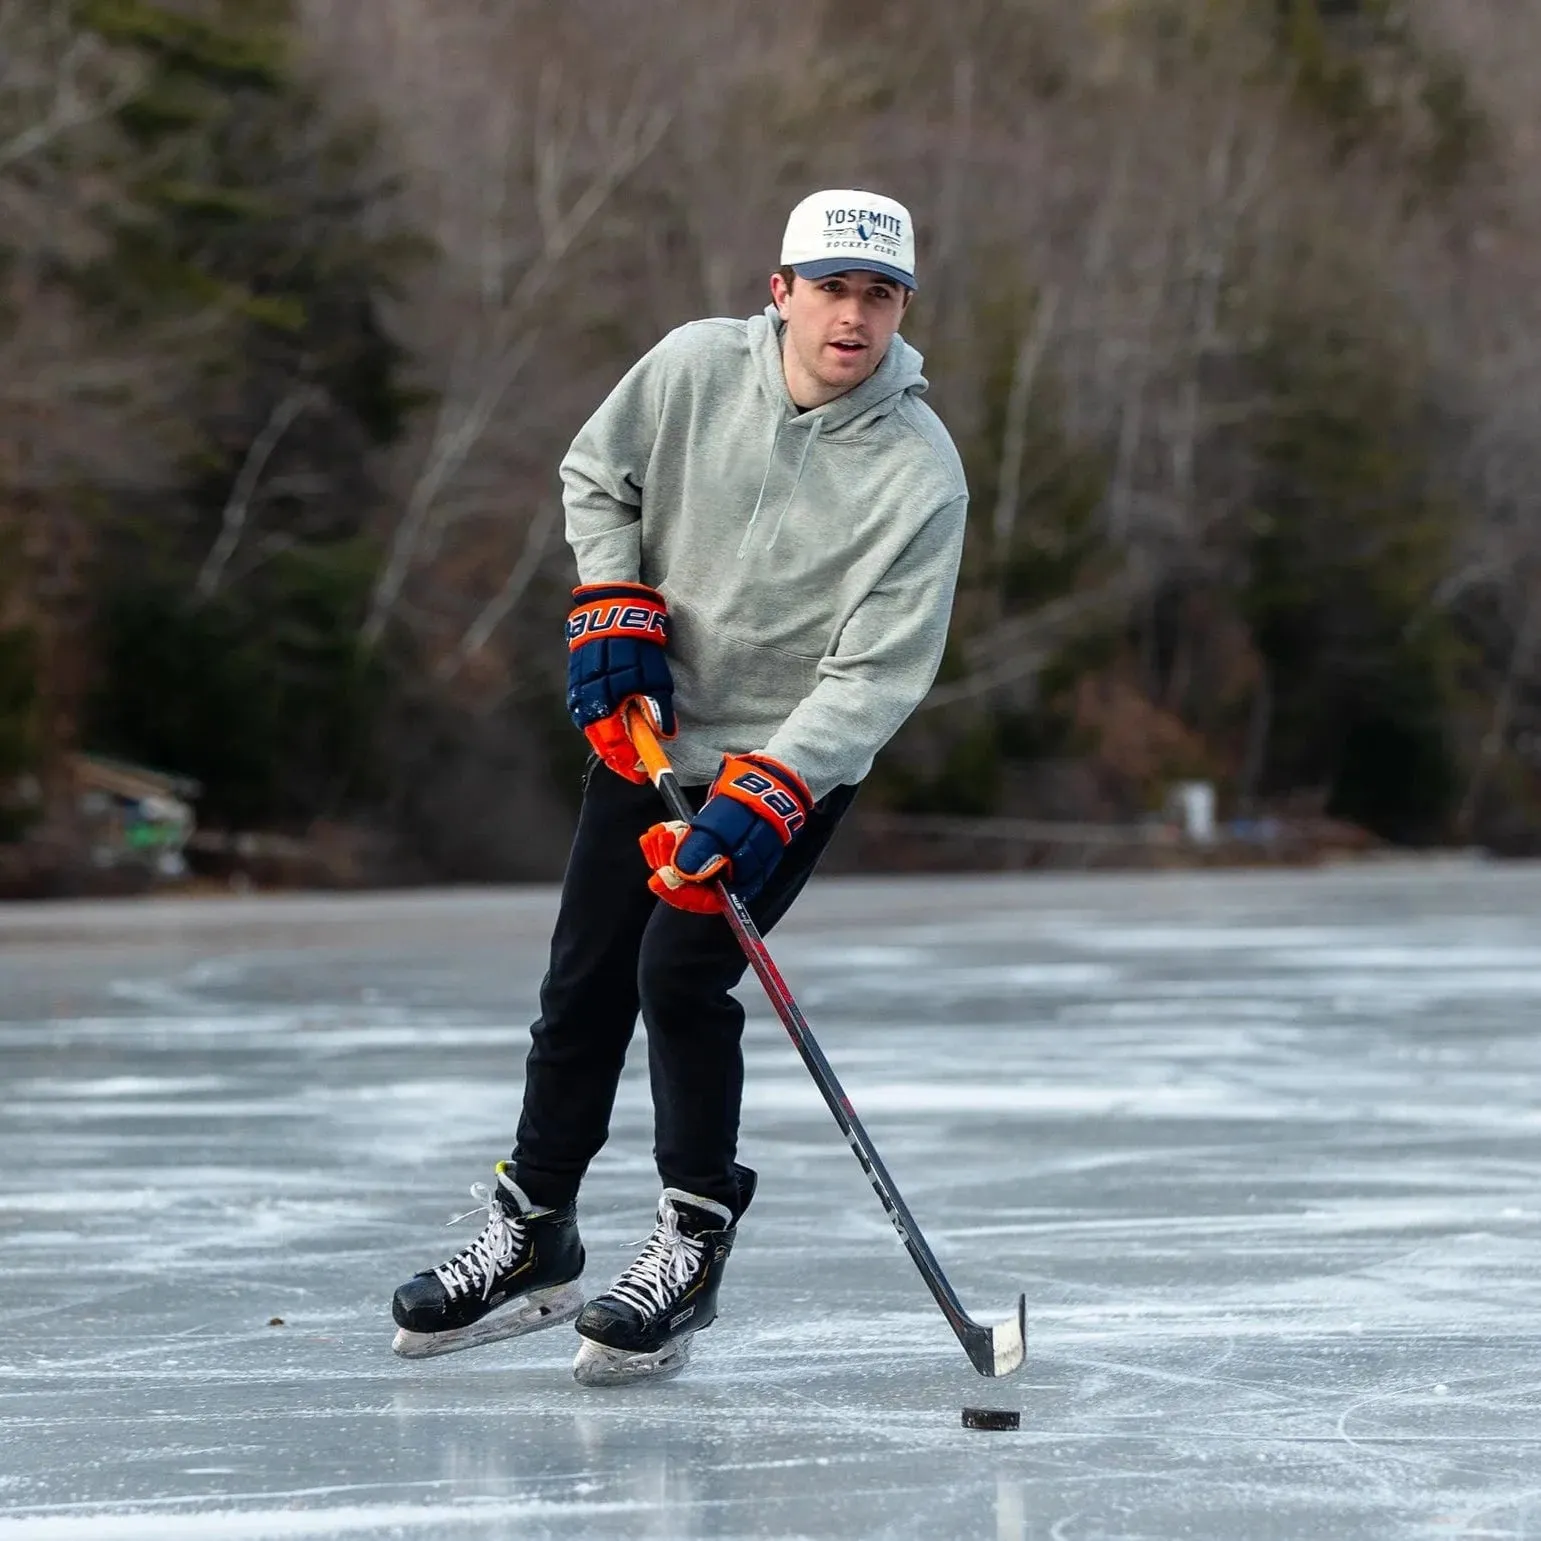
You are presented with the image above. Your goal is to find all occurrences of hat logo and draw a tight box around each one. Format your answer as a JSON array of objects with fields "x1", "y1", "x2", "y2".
[
  {"x1": 820, "y1": 210, "x2": 903, "y2": 264},
  {"x1": 825, "y1": 206, "x2": 902, "y2": 237}
]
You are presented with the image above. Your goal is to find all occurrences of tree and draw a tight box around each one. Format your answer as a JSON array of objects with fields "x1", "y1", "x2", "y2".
[
  {"x1": 72, "y1": 0, "x2": 423, "y2": 826},
  {"x1": 1239, "y1": 285, "x2": 1464, "y2": 840}
]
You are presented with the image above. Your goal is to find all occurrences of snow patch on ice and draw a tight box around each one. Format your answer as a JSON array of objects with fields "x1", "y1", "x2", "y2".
[{"x1": 0, "y1": 1497, "x2": 676, "y2": 1538}]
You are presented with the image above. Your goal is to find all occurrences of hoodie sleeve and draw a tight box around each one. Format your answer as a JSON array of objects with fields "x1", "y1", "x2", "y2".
[
  {"x1": 760, "y1": 493, "x2": 968, "y2": 801},
  {"x1": 560, "y1": 340, "x2": 672, "y2": 585}
]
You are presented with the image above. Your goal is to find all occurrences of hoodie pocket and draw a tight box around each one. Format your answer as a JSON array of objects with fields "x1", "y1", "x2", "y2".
[{"x1": 668, "y1": 596, "x2": 821, "y2": 748}]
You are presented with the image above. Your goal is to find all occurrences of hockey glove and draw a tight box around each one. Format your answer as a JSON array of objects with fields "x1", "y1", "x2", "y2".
[
  {"x1": 641, "y1": 753, "x2": 812, "y2": 912},
  {"x1": 566, "y1": 582, "x2": 676, "y2": 783}
]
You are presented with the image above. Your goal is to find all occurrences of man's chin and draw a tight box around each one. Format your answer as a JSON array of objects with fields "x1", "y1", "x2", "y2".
[{"x1": 819, "y1": 357, "x2": 875, "y2": 390}]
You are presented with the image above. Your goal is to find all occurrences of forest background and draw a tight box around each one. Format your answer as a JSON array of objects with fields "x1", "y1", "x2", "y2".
[{"x1": 3, "y1": 0, "x2": 1540, "y2": 883}]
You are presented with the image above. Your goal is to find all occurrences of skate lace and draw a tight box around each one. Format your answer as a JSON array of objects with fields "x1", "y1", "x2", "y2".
[
  {"x1": 432, "y1": 1182, "x2": 526, "y2": 1302},
  {"x1": 609, "y1": 1203, "x2": 705, "y2": 1317}
]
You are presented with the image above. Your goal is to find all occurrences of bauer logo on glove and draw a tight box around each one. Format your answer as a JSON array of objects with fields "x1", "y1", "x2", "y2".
[
  {"x1": 566, "y1": 582, "x2": 676, "y2": 783},
  {"x1": 726, "y1": 766, "x2": 807, "y2": 841},
  {"x1": 566, "y1": 597, "x2": 669, "y2": 647},
  {"x1": 641, "y1": 753, "x2": 813, "y2": 912}
]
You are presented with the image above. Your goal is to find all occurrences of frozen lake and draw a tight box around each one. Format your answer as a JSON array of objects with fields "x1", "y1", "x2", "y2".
[{"x1": 2, "y1": 862, "x2": 1540, "y2": 1540}]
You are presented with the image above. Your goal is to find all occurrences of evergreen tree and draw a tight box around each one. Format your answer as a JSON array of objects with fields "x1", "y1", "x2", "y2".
[
  {"x1": 0, "y1": 579, "x2": 39, "y2": 838},
  {"x1": 74, "y1": 0, "x2": 425, "y2": 827},
  {"x1": 1242, "y1": 295, "x2": 1464, "y2": 841}
]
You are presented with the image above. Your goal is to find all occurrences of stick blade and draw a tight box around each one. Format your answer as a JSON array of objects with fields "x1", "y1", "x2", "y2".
[{"x1": 961, "y1": 1294, "x2": 1027, "y2": 1378}]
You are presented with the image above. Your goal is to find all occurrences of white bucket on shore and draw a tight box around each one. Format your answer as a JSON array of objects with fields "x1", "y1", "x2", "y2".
[{"x1": 1174, "y1": 780, "x2": 1217, "y2": 844}]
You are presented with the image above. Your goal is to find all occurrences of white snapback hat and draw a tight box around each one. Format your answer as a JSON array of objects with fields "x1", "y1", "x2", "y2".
[{"x1": 780, "y1": 189, "x2": 917, "y2": 290}]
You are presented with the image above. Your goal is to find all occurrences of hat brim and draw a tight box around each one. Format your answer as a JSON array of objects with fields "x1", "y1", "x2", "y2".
[{"x1": 791, "y1": 258, "x2": 916, "y2": 291}]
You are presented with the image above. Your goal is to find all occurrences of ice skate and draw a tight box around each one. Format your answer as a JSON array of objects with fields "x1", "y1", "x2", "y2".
[
  {"x1": 573, "y1": 1166, "x2": 755, "y2": 1387},
  {"x1": 391, "y1": 1162, "x2": 584, "y2": 1359}
]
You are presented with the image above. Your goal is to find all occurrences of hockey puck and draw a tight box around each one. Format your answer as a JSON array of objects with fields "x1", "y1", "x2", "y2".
[{"x1": 961, "y1": 1407, "x2": 1020, "y2": 1431}]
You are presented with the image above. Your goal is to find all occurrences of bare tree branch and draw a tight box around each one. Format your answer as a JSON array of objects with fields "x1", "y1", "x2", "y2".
[
  {"x1": 436, "y1": 497, "x2": 561, "y2": 680},
  {"x1": 195, "y1": 387, "x2": 321, "y2": 602},
  {"x1": 362, "y1": 74, "x2": 672, "y2": 649},
  {"x1": 992, "y1": 285, "x2": 1060, "y2": 550},
  {"x1": 0, "y1": 10, "x2": 140, "y2": 178},
  {"x1": 918, "y1": 571, "x2": 1150, "y2": 713}
]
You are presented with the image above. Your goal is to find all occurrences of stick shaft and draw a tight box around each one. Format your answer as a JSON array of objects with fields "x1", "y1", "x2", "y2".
[{"x1": 624, "y1": 706, "x2": 985, "y2": 1347}]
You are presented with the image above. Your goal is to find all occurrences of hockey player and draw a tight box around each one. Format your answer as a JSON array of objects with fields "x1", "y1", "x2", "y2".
[{"x1": 391, "y1": 189, "x2": 969, "y2": 1384}]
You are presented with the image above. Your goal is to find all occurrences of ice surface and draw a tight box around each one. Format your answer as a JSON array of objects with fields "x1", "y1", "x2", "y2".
[{"x1": 2, "y1": 862, "x2": 1541, "y2": 1539}]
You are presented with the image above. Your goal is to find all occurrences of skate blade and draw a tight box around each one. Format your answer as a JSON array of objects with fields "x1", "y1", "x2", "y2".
[
  {"x1": 572, "y1": 1333, "x2": 693, "y2": 1387},
  {"x1": 392, "y1": 1279, "x2": 584, "y2": 1360}
]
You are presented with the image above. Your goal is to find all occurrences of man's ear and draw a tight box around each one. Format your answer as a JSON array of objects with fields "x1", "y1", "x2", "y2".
[{"x1": 769, "y1": 270, "x2": 792, "y2": 318}]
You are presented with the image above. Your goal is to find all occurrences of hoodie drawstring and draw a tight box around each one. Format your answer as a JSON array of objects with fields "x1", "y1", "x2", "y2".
[
  {"x1": 736, "y1": 415, "x2": 785, "y2": 560},
  {"x1": 737, "y1": 414, "x2": 822, "y2": 559},
  {"x1": 766, "y1": 417, "x2": 820, "y2": 551}
]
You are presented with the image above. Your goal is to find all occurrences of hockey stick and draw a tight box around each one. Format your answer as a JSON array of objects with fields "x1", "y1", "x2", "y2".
[{"x1": 624, "y1": 704, "x2": 1026, "y2": 1378}]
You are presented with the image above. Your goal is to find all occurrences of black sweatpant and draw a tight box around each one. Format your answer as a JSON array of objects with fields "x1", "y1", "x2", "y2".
[{"x1": 511, "y1": 760, "x2": 857, "y2": 1215}]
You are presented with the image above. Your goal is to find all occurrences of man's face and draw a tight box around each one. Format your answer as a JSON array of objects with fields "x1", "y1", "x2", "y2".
[{"x1": 770, "y1": 269, "x2": 912, "y2": 405}]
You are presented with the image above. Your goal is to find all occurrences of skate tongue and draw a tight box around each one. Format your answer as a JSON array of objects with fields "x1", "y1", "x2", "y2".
[
  {"x1": 660, "y1": 1188, "x2": 733, "y2": 1235},
  {"x1": 493, "y1": 1162, "x2": 537, "y2": 1218}
]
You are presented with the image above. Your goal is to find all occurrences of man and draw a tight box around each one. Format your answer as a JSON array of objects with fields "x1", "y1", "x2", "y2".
[{"x1": 391, "y1": 189, "x2": 968, "y2": 1385}]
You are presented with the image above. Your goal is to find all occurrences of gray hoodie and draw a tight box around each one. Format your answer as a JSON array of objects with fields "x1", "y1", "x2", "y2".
[{"x1": 561, "y1": 305, "x2": 968, "y2": 800}]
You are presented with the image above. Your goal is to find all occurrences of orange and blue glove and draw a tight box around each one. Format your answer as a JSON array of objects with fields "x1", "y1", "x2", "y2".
[
  {"x1": 566, "y1": 582, "x2": 675, "y2": 783},
  {"x1": 641, "y1": 753, "x2": 812, "y2": 913}
]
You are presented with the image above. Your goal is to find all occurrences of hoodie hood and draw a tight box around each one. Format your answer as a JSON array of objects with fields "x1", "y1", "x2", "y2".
[
  {"x1": 738, "y1": 307, "x2": 930, "y2": 552},
  {"x1": 748, "y1": 304, "x2": 929, "y2": 434}
]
